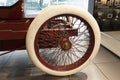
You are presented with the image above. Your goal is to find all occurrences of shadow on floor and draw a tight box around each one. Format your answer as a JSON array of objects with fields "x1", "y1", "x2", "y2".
[{"x1": 7, "y1": 72, "x2": 87, "y2": 80}]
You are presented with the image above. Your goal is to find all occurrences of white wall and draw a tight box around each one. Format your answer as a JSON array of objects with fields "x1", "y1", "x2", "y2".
[{"x1": 77, "y1": 0, "x2": 89, "y2": 11}]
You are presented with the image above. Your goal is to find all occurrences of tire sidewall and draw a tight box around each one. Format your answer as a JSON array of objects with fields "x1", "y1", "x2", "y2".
[{"x1": 26, "y1": 5, "x2": 100, "y2": 76}]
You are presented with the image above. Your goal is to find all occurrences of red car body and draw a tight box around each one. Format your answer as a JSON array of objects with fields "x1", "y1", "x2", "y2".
[{"x1": 0, "y1": 0, "x2": 33, "y2": 51}]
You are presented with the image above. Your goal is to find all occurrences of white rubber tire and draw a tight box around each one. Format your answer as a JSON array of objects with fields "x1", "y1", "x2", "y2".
[{"x1": 26, "y1": 5, "x2": 100, "y2": 76}]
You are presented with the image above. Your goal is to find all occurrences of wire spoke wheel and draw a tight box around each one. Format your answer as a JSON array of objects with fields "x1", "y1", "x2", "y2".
[
  {"x1": 34, "y1": 14, "x2": 94, "y2": 71},
  {"x1": 26, "y1": 5, "x2": 100, "y2": 76}
]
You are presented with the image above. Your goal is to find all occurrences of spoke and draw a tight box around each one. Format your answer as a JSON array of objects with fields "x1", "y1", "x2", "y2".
[
  {"x1": 69, "y1": 50, "x2": 75, "y2": 63},
  {"x1": 74, "y1": 37, "x2": 90, "y2": 44},
  {"x1": 51, "y1": 48, "x2": 61, "y2": 60},
  {"x1": 55, "y1": 51, "x2": 64, "y2": 66},
  {"x1": 78, "y1": 22, "x2": 84, "y2": 30},
  {"x1": 61, "y1": 51, "x2": 66, "y2": 66},
  {"x1": 78, "y1": 21, "x2": 83, "y2": 29},
  {"x1": 78, "y1": 31, "x2": 89, "y2": 38},
  {"x1": 70, "y1": 48, "x2": 80, "y2": 59},
  {"x1": 78, "y1": 29, "x2": 88, "y2": 35},
  {"x1": 73, "y1": 18, "x2": 78, "y2": 25},
  {"x1": 74, "y1": 43, "x2": 89, "y2": 49},
  {"x1": 67, "y1": 51, "x2": 73, "y2": 65},
  {"x1": 40, "y1": 48, "x2": 52, "y2": 56},
  {"x1": 59, "y1": 53, "x2": 65, "y2": 66},
  {"x1": 72, "y1": 17, "x2": 75, "y2": 23},
  {"x1": 56, "y1": 53, "x2": 62, "y2": 66},
  {"x1": 68, "y1": 19, "x2": 82, "y2": 42},
  {"x1": 72, "y1": 45, "x2": 85, "y2": 56},
  {"x1": 66, "y1": 16, "x2": 69, "y2": 22},
  {"x1": 70, "y1": 26, "x2": 88, "y2": 42},
  {"x1": 63, "y1": 52, "x2": 68, "y2": 66},
  {"x1": 46, "y1": 48, "x2": 61, "y2": 64},
  {"x1": 69, "y1": 36, "x2": 76, "y2": 43},
  {"x1": 70, "y1": 50, "x2": 79, "y2": 62},
  {"x1": 62, "y1": 16, "x2": 65, "y2": 20},
  {"x1": 55, "y1": 49, "x2": 64, "y2": 66},
  {"x1": 74, "y1": 29, "x2": 88, "y2": 43}
]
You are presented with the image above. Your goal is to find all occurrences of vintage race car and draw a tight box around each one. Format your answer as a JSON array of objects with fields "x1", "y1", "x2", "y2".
[{"x1": 0, "y1": 0, "x2": 100, "y2": 76}]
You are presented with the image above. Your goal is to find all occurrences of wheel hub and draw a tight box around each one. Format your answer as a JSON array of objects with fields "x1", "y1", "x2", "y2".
[{"x1": 60, "y1": 38, "x2": 72, "y2": 51}]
